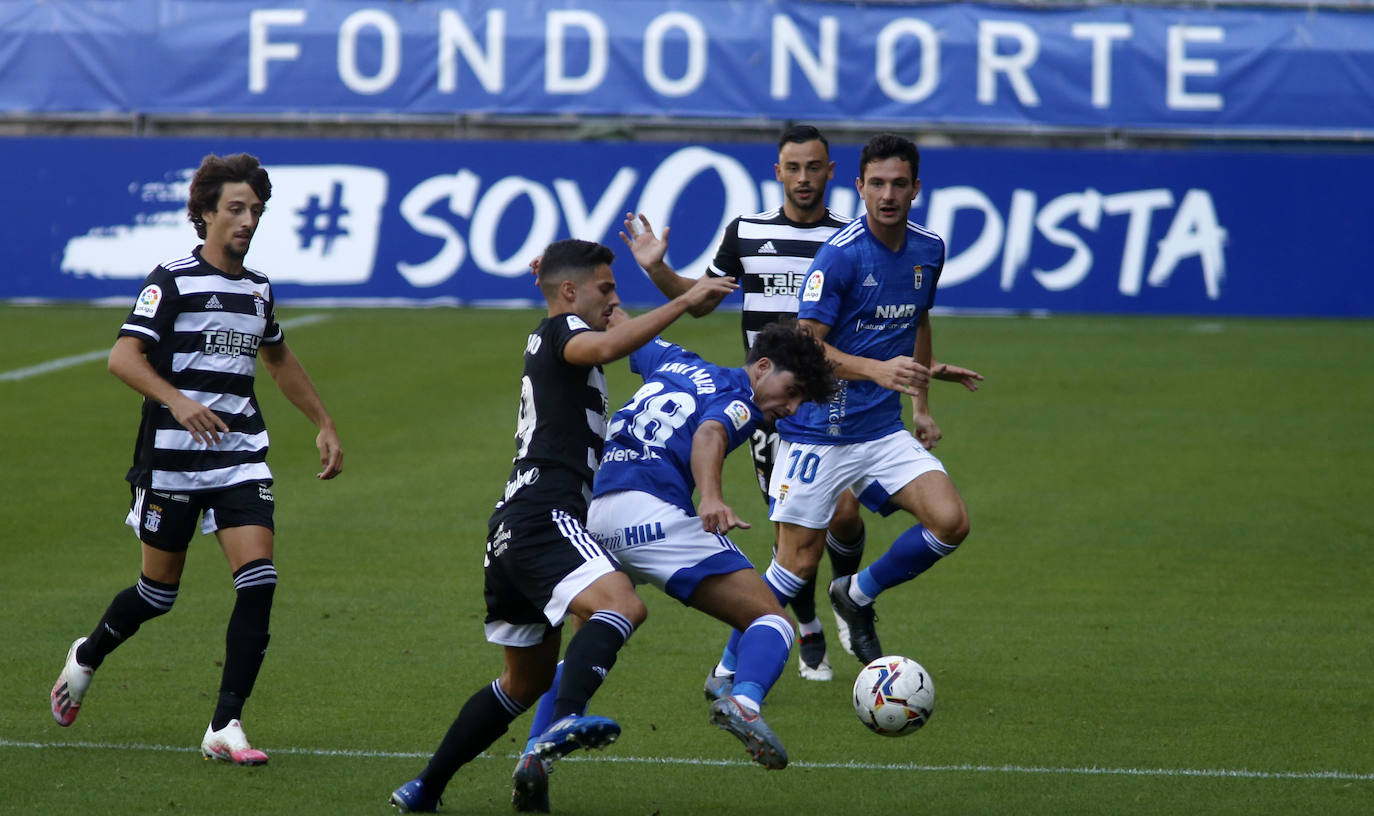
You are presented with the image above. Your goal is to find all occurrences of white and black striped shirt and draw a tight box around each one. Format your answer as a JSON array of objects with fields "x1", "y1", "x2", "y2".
[
  {"x1": 705, "y1": 208, "x2": 851, "y2": 349},
  {"x1": 490, "y1": 314, "x2": 609, "y2": 524},
  {"x1": 118, "y1": 247, "x2": 283, "y2": 492}
]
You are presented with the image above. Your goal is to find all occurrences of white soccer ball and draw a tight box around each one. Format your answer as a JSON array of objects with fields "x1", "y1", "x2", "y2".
[{"x1": 852, "y1": 655, "x2": 934, "y2": 737}]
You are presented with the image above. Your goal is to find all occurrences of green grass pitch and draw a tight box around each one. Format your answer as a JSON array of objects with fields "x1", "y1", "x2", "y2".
[{"x1": 1, "y1": 305, "x2": 1371, "y2": 815}]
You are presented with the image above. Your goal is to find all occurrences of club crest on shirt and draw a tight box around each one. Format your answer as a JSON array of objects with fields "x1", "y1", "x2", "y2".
[
  {"x1": 253, "y1": 293, "x2": 266, "y2": 318},
  {"x1": 802, "y1": 270, "x2": 825, "y2": 303},
  {"x1": 914, "y1": 266, "x2": 924, "y2": 290},
  {"x1": 134, "y1": 284, "x2": 162, "y2": 318},
  {"x1": 724, "y1": 400, "x2": 752, "y2": 431}
]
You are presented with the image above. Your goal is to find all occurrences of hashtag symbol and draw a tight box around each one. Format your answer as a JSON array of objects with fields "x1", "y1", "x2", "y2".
[{"x1": 295, "y1": 182, "x2": 350, "y2": 254}]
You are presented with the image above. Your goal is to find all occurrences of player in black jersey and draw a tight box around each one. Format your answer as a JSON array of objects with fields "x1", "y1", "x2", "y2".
[
  {"x1": 390, "y1": 240, "x2": 736, "y2": 813},
  {"x1": 624, "y1": 126, "x2": 981, "y2": 684},
  {"x1": 50, "y1": 153, "x2": 344, "y2": 765}
]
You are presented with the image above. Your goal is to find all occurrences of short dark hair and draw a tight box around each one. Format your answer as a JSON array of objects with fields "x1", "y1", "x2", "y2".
[
  {"x1": 747, "y1": 322, "x2": 837, "y2": 404},
  {"x1": 778, "y1": 124, "x2": 830, "y2": 155},
  {"x1": 536, "y1": 239, "x2": 616, "y2": 299},
  {"x1": 859, "y1": 134, "x2": 919, "y2": 181},
  {"x1": 187, "y1": 153, "x2": 272, "y2": 239}
]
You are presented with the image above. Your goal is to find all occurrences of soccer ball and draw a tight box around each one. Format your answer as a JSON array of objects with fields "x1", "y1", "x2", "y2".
[{"x1": 852, "y1": 655, "x2": 934, "y2": 737}]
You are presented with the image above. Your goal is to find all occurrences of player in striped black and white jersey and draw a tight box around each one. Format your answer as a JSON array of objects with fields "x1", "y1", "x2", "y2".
[
  {"x1": 624, "y1": 126, "x2": 982, "y2": 687},
  {"x1": 50, "y1": 153, "x2": 343, "y2": 767}
]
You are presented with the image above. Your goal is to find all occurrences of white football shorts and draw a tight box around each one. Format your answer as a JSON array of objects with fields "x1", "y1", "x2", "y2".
[
  {"x1": 768, "y1": 430, "x2": 947, "y2": 529},
  {"x1": 586, "y1": 490, "x2": 756, "y2": 603}
]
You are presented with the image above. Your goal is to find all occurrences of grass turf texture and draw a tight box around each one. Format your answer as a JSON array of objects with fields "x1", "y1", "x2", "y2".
[{"x1": 1, "y1": 305, "x2": 1371, "y2": 815}]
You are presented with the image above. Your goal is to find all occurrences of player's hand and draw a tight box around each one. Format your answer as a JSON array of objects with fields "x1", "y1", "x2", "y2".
[
  {"x1": 681, "y1": 273, "x2": 738, "y2": 308},
  {"x1": 606, "y1": 306, "x2": 631, "y2": 328},
  {"x1": 619, "y1": 213, "x2": 670, "y2": 271},
  {"x1": 933, "y1": 362, "x2": 983, "y2": 392},
  {"x1": 698, "y1": 497, "x2": 750, "y2": 535},
  {"x1": 169, "y1": 394, "x2": 229, "y2": 446},
  {"x1": 912, "y1": 412, "x2": 943, "y2": 451},
  {"x1": 873, "y1": 355, "x2": 930, "y2": 395},
  {"x1": 315, "y1": 426, "x2": 343, "y2": 480},
  {"x1": 528, "y1": 255, "x2": 541, "y2": 283}
]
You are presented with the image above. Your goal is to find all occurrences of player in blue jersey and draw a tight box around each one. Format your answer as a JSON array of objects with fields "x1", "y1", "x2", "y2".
[
  {"x1": 765, "y1": 133, "x2": 972, "y2": 666},
  {"x1": 625, "y1": 126, "x2": 981, "y2": 686},
  {"x1": 510, "y1": 323, "x2": 836, "y2": 811}
]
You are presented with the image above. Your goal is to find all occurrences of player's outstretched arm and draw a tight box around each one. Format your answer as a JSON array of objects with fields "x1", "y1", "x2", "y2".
[
  {"x1": 260, "y1": 342, "x2": 344, "y2": 479},
  {"x1": 798, "y1": 318, "x2": 930, "y2": 396},
  {"x1": 563, "y1": 274, "x2": 738, "y2": 366},
  {"x1": 932, "y1": 361, "x2": 983, "y2": 392},
  {"x1": 691, "y1": 420, "x2": 751, "y2": 535},
  {"x1": 109, "y1": 335, "x2": 229, "y2": 446},
  {"x1": 620, "y1": 213, "x2": 728, "y2": 318}
]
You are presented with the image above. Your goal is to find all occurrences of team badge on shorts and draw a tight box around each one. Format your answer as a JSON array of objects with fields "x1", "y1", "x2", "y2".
[{"x1": 144, "y1": 504, "x2": 163, "y2": 532}]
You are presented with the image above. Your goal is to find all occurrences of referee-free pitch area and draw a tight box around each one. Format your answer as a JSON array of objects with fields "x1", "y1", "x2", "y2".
[{"x1": 2, "y1": 305, "x2": 1371, "y2": 815}]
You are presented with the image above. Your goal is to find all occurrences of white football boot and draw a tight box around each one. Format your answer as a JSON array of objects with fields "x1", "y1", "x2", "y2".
[
  {"x1": 202, "y1": 719, "x2": 269, "y2": 765},
  {"x1": 51, "y1": 637, "x2": 93, "y2": 727}
]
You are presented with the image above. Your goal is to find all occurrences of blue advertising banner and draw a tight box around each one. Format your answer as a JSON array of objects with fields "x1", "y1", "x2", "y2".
[
  {"x1": 2, "y1": 136, "x2": 1369, "y2": 318},
  {"x1": 2, "y1": 1, "x2": 1373, "y2": 135}
]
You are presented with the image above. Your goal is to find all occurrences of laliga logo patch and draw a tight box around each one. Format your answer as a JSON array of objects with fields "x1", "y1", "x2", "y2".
[
  {"x1": 802, "y1": 270, "x2": 825, "y2": 303},
  {"x1": 134, "y1": 284, "x2": 162, "y2": 318},
  {"x1": 566, "y1": 315, "x2": 591, "y2": 332},
  {"x1": 724, "y1": 400, "x2": 752, "y2": 431}
]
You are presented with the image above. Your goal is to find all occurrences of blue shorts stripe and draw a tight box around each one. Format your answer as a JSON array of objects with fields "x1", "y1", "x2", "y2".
[{"x1": 664, "y1": 550, "x2": 754, "y2": 604}]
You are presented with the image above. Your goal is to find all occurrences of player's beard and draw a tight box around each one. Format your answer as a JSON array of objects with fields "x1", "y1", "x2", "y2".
[
  {"x1": 223, "y1": 233, "x2": 253, "y2": 260},
  {"x1": 786, "y1": 186, "x2": 826, "y2": 219}
]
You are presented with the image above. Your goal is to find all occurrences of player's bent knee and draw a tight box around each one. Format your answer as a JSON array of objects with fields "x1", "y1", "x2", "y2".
[
  {"x1": 931, "y1": 510, "x2": 970, "y2": 548},
  {"x1": 614, "y1": 595, "x2": 648, "y2": 628}
]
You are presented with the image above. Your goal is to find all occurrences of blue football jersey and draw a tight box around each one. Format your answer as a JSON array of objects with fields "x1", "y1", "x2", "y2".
[
  {"x1": 779, "y1": 215, "x2": 946, "y2": 444},
  {"x1": 594, "y1": 339, "x2": 762, "y2": 515}
]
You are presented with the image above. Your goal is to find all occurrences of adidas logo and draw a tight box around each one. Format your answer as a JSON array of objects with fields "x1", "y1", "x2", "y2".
[
  {"x1": 205, "y1": 294, "x2": 223, "y2": 310},
  {"x1": 861, "y1": 273, "x2": 879, "y2": 287},
  {"x1": 757, "y1": 241, "x2": 777, "y2": 255}
]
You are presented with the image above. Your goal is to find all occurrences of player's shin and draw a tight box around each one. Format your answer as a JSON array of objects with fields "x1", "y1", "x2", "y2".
[
  {"x1": 826, "y1": 528, "x2": 866, "y2": 578},
  {"x1": 553, "y1": 610, "x2": 634, "y2": 719},
  {"x1": 854, "y1": 525, "x2": 956, "y2": 601},
  {"x1": 214, "y1": 559, "x2": 276, "y2": 730},
  {"x1": 423, "y1": 680, "x2": 528, "y2": 793},
  {"x1": 80, "y1": 575, "x2": 179, "y2": 668},
  {"x1": 523, "y1": 660, "x2": 565, "y2": 753},
  {"x1": 731, "y1": 614, "x2": 795, "y2": 708}
]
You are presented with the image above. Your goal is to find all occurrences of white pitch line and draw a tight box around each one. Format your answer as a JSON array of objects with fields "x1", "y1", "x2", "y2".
[
  {"x1": 0, "y1": 314, "x2": 331, "y2": 382},
  {"x1": 1, "y1": 738, "x2": 1369, "y2": 782}
]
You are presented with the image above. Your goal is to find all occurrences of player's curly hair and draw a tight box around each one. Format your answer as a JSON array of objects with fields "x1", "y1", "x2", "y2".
[
  {"x1": 187, "y1": 153, "x2": 272, "y2": 239},
  {"x1": 859, "y1": 133, "x2": 920, "y2": 181},
  {"x1": 747, "y1": 321, "x2": 838, "y2": 405}
]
